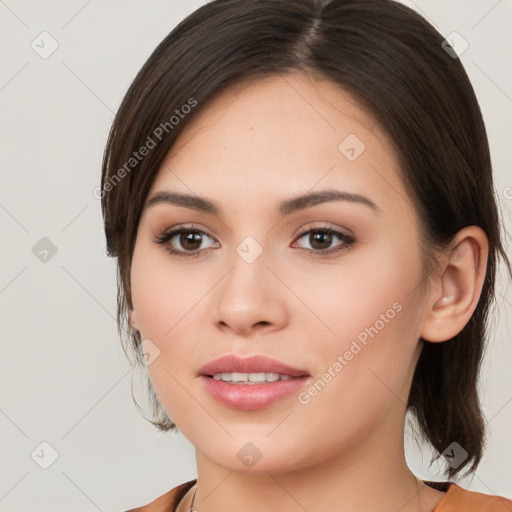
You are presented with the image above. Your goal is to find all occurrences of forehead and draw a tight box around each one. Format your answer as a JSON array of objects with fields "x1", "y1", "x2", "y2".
[
  {"x1": 165, "y1": 73, "x2": 380, "y2": 159},
  {"x1": 149, "y1": 72, "x2": 410, "y2": 220}
]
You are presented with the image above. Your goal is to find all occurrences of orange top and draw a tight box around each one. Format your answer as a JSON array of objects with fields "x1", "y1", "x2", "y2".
[{"x1": 125, "y1": 479, "x2": 512, "y2": 511}]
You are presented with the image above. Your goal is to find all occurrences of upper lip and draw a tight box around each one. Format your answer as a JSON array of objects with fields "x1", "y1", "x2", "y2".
[{"x1": 199, "y1": 354, "x2": 310, "y2": 377}]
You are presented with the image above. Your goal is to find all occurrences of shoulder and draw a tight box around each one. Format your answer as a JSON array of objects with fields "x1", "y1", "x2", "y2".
[
  {"x1": 434, "y1": 482, "x2": 512, "y2": 511},
  {"x1": 124, "y1": 479, "x2": 197, "y2": 512}
]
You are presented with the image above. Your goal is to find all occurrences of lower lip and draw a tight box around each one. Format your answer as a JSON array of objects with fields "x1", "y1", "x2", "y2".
[{"x1": 200, "y1": 375, "x2": 311, "y2": 410}]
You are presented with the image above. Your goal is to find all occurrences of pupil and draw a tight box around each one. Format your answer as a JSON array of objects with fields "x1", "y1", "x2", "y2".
[
  {"x1": 311, "y1": 231, "x2": 331, "y2": 250},
  {"x1": 181, "y1": 232, "x2": 202, "y2": 250}
]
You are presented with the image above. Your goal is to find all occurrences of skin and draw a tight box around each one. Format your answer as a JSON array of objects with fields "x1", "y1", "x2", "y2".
[{"x1": 129, "y1": 72, "x2": 488, "y2": 512}]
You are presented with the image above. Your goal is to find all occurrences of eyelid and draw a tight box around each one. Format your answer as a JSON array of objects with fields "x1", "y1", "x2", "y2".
[
  {"x1": 155, "y1": 223, "x2": 215, "y2": 240},
  {"x1": 292, "y1": 221, "x2": 350, "y2": 237}
]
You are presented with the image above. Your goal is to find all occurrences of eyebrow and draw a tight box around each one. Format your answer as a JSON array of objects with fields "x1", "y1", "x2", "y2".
[{"x1": 144, "y1": 189, "x2": 381, "y2": 216}]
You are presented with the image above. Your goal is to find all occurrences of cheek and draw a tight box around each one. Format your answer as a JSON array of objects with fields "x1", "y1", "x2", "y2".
[
  {"x1": 286, "y1": 234, "x2": 422, "y2": 346},
  {"x1": 285, "y1": 234, "x2": 424, "y2": 402},
  {"x1": 283, "y1": 296, "x2": 422, "y2": 469},
  {"x1": 130, "y1": 244, "x2": 205, "y2": 339}
]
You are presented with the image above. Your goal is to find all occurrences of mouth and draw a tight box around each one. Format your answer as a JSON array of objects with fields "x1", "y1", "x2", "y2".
[
  {"x1": 200, "y1": 374, "x2": 311, "y2": 410},
  {"x1": 198, "y1": 354, "x2": 310, "y2": 380},
  {"x1": 198, "y1": 354, "x2": 311, "y2": 410},
  {"x1": 204, "y1": 371, "x2": 306, "y2": 384}
]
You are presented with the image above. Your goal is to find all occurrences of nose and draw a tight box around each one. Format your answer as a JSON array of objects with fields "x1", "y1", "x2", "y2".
[{"x1": 211, "y1": 241, "x2": 288, "y2": 336}]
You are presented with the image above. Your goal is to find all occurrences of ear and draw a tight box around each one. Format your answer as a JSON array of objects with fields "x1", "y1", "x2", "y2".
[
  {"x1": 420, "y1": 226, "x2": 489, "y2": 343},
  {"x1": 129, "y1": 308, "x2": 138, "y2": 330}
]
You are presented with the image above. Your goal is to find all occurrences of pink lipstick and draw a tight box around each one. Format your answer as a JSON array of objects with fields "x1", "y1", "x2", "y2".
[{"x1": 198, "y1": 354, "x2": 311, "y2": 410}]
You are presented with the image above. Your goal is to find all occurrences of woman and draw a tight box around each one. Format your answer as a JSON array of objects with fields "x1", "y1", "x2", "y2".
[{"x1": 100, "y1": 0, "x2": 512, "y2": 510}]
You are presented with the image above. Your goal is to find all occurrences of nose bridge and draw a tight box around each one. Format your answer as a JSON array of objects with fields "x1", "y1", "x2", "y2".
[
  {"x1": 211, "y1": 233, "x2": 287, "y2": 332},
  {"x1": 224, "y1": 234, "x2": 270, "y2": 301}
]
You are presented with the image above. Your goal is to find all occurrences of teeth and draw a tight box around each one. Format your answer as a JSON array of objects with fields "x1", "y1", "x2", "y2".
[{"x1": 212, "y1": 372, "x2": 296, "y2": 383}]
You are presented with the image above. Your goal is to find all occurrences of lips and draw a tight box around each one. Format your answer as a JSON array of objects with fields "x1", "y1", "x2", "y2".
[{"x1": 198, "y1": 354, "x2": 309, "y2": 378}]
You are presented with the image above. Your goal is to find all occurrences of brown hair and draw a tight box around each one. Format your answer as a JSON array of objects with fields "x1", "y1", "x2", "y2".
[{"x1": 100, "y1": 0, "x2": 511, "y2": 479}]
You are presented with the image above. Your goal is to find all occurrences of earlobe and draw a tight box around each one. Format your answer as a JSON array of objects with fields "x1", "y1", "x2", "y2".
[
  {"x1": 129, "y1": 309, "x2": 138, "y2": 329},
  {"x1": 420, "y1": 226, "x2": 489, "y2": 343}
]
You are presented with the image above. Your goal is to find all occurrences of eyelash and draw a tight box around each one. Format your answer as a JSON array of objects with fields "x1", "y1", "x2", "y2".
[{"x1": 154, "y1": 224, "x2": 355, "y2": 259}]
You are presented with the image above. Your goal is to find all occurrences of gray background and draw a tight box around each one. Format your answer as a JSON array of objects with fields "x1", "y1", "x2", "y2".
[{"x1": 1, "y1": 1, "x2": 511, "y2": 510}]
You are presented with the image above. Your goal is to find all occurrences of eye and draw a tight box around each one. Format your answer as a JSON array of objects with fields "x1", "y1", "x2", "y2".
[
  {"x1": 154, "y1": 224, "x2": 355, "y2": 259},
  {"x1": 291, "y1": 225, "x2": 355, "y2": 255},
  {"x1": 154, "y1": 226, "x2": 219, "y2": 258}
]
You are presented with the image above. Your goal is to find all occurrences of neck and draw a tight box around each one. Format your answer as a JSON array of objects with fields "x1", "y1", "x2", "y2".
[{"x1": 187, "y1": 407, "x2": 443, "y2": 512}]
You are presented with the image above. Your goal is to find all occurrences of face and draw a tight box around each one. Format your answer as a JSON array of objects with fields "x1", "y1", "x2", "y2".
[{"x1": 130, "y1": 72, "x2": 430, "y2": 473}]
